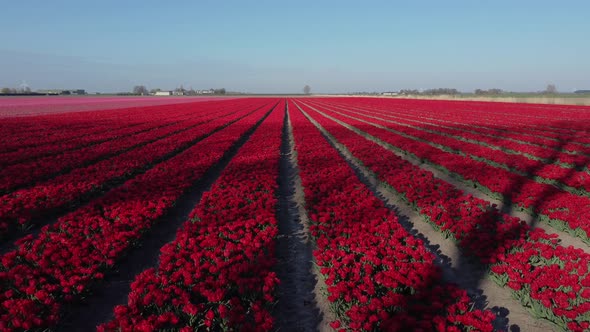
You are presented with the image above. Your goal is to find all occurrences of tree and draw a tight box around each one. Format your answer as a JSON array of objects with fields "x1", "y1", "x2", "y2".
[
  {"x1": 423, "y1": 88, "x2": 459, "y2": 95},
  {"x1": 475, "y1": 88, "x2": 503, "y2": 95},
  {"x1": 400, "y1": 89, "x2": 420, "y2": 95},
  {"x1": 1, "y1": 88, "x2": 12, "y2": 94},
  {"x1": 133, "y1": 85, "x2": 149, "y2": 95},
  {"x1": 545, "y1": 84, "x2": 557, "y2": 94},
  {"x1": 303, "y1": 85, "x2": 311, "y2": 95},
  {"x1": 149, "y1": 88, "x2": 161, "y2": 94}
]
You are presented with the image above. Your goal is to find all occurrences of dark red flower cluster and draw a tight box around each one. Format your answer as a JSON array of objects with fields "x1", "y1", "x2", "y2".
[
  {"x1": 314, "y1": 98, "x2": 590, "y2": 170},
  {"x1": 0, "y1": 100, "x2": 263, "y2": 239},
  {"x1": 289, "y1": 101, "x2": 496, "y2": 331},
  {"x1": 310, "y1": 101, "x2": 590, "y2": 243},
  {"x1": 356, "y1": 110, "x2": 590, "y2": 193},
  {"x1": 101, "y1": 101, "x2": 285, "y2": 331},
  {"x1": 0, "y1": 103, "x2": 182, "y2": 153},
  {"x1": 297, "y1": 100, "x2": 590, "y2": 330},
  {"x1": 0, "y1": 96, "x2": 217, "y2": 117},
  {"x1": 0, "y1": 101, "x2": 230, "y2": 193},
  {"x1": 0, "y1": 100, "x2": 276, "y2": 331},
  {"x1": 0, "y1": 103, "x2": 200, "y2": 168},
  {"x1": 320, "y1": 102, "x2": 590, "y2": 192},
  {"x1": 327, "y1": 97, "x2": 590, "y2": 145}
]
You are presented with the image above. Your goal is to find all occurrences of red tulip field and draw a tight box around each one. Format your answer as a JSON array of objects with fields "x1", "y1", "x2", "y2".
[{"x1": 1, "y1": 97, "x2": 590, "y2": 331}]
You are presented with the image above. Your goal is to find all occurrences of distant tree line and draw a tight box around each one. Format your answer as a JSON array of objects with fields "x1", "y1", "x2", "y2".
[
  {"x1": 347, "y1": 92, "x2": 383, "y2": 95},
  {"x1": 544, "y1": 84, "x2": 557, "y2": 94},
  {"x1": 399, "y1": 88, "x2": 460, "y2": 95},
  {"x1": 133, "y1": 85, "x2": 149, "y2": 95},
  {"x1": 475, "y1": 84, "x2": 560, "y2": 95},
  {"x1": 1, "y1": 87, "x2": 31, "y2": 94},
  {"x1": 1, "y1": 86, "x2": 86, "y2": 96},
  {"x1": 397, "y1": 84, "x2": 567, "y2": 96},
  {"x1": 474, "y1": 88, "x2": 504, "y2": 95},
  {"x1": 130, "y1": 85, "x2": 226, "y2": 96}
]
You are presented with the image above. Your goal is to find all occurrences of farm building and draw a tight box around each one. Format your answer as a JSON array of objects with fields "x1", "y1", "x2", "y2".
[{"x1": 154, "y1": 91, "x2": 173, "y2": 96}]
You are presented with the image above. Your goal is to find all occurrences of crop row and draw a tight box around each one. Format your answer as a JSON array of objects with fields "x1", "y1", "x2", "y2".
[
  {"x1": 0, "y1": 100, "x2": 275, "y2": 331},
  {"x1": 0, "y1": 101, "x2": 251, "y2": 194},
  {"x1": 0, "y1": 101, "x2": 268, "y2": 241},
  {"x1": 299, "y1": 100, "x2": 590, "y2": 330},
  {"x1": 0, "y1": 104, "x2": 211, "y2": 168},
  {"x1": 400, "y1": 98, "x2": 590, "y2": 136},
  {"x1": 308, "y1": 103, "x2": 590, "y2": 243},
  {"x1": 316, "y1": 103, "x2": 590, "y2": 194},
  {"x1": 0, "y1": 101, "x2": 221, "y2": 153},
  {"x1": 322, "y1": 98, "x2": 590, "y2": 147},
  {"x1": 289, "y1": 101, "x2": 496, "y2": 331},
  {"x1": 101, "y1": 100, "x2": 285, "y2": 331},
  {"x1": 316, "y1": 99, "x2": 590, "y2": 163},
  {"x1": 320, "y1": 100, "x2": 590, "y2": 168}
]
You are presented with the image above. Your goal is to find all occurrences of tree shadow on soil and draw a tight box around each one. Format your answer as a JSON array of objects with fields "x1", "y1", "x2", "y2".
[{"x1": 301, "y1": 98, "x2": 590, "y2": 331}]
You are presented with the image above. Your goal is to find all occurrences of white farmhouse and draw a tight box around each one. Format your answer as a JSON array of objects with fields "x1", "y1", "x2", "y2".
[{"x1": 154, "y1": 91, "x2": 173, "y2": 96}]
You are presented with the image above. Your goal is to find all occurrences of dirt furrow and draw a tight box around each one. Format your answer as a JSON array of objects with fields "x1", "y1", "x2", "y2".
[
  {"x1": 313, "y1": 104, "x2": 590, "y2": 199},
  {"x1": 305, "y1": 102, "x2": 590, "y2": 255},
  {"x1": 314, "y1": 100, "x2": 589, "y2": 167},
  {"x1": 296, "y1": 101, "x2": 558, "y2": 331},
  {"x1": 322, "y1": 98, "x2": 588, "y2": 146},
  {"x1": 57, "y1": 103, "x2": 278, "y2": 331},
  {"x1": 0, "y1": 104, "x2": 270, "y2": 255},
  {"x1": 273, "y1": 102, "x2": 323, "y2": 331}
]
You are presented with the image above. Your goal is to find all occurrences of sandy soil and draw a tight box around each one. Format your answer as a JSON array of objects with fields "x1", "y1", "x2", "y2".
[{"x1": 273, "y1": 104, "x2": 325, "y2": 331}]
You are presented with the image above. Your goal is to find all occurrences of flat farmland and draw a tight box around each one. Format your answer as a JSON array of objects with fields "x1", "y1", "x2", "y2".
[
  {"x1": 0, "y1": 96, "x2": 231, "y2": 117},
  {"x1": 1, "y1": 97, "x2": 590, "y2": 331}
]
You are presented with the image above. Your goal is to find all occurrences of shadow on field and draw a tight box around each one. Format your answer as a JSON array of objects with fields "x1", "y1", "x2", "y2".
[
  {"x1": 42, "y1": 106, "x2": 274, "y2": 330},
  {"x1": 0, "y1": 105, "x2": 265, "y2": 254},
  {"x1": 273, "y1": 106, "x2": 323, "y2": 331},
  {"x1": 297, "y1": 97, "x2": 590, "y2": 330},
  {"x1": 56, "y1": 120, "x2": 270, "y2": 330}
]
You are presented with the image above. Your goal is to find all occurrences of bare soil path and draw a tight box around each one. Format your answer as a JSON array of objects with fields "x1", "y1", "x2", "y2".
[
  {"x1": 273, "y1": 104, "x2": 324, "y2": 331},
  {"x1": 296, "y1": 100, "x2": 558, "y2": 331},
  {"x1": 305, "y1": 102, "x2": 590, "y2": 255}
]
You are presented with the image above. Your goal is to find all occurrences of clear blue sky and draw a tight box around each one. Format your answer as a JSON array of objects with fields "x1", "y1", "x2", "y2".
[{"x1": 1, "y1": 0, "x2": 588, "y2": 93}]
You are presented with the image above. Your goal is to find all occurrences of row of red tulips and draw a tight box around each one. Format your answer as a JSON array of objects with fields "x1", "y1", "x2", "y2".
[
  {"x1": 300, "y1": 101, "x2": 590, "y2": 330},
  {"x1": 0, "y1": 102, "x2": 250, "y2": 195},
  {"x1": 311, "y1": 103, "x2": 590, "y2": 243},
  {"x1": 331, "y1": 97, "x2": 590, "y2": 141},
  {"x1": 313, "y1": 102, "x2": 590, "y2": 195},
  {"x1": 321, "y1": 100, "x2": 590, "y2": 168},
  {"x1": 0, "y1": 101, "x2": 275, "y2": 331},
  {"x1": 0, "y1": 104, "x2": 208, "y2": 168},
  {"x1": 320, "y1": 98, "x2": 590, "y2": 150},
  {"x1": 101, "y1": 100, "x2": 285, "y2": 331},
  {"x1": 0, "y1": 101, "x2": 266, "y2": 241},
  {"x1": 0, "y1": 101, "x2": 222, "y2": 153},
  {"x1": 290, "y1": 101, "x2": 496, "y2": 331}
]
